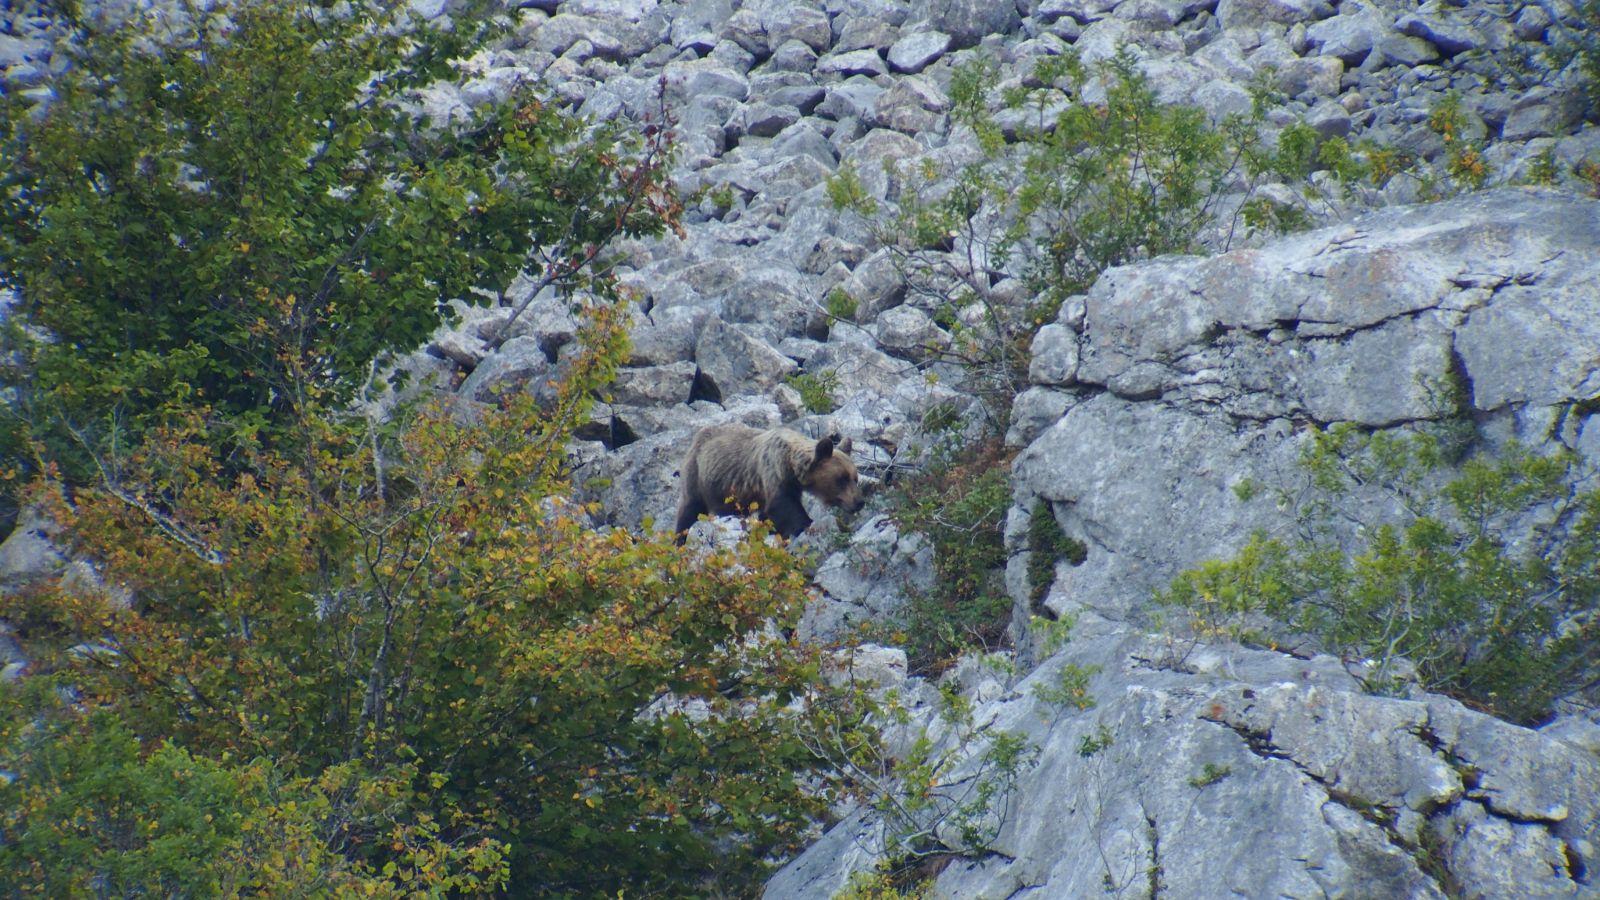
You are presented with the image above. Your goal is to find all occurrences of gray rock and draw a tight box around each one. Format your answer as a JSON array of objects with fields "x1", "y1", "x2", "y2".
[
  {"x1": 0, "y1": 34, "x2": 34, "y2": 70},
  {"x1": 1307, "y1": 98, "x2": 1354, "y2": 139},
  {"x1": 738, "y1": 102, "x2": 802, "y2": 138},
  {"x1": 768, "y1": 612, "x2": 1600, "y2": 899},
  {"x1": 762, "y1": 79, "x2": 826, "y2": 113},
  {"x1": 1277, "y1": 55, "x2": 1344, "y2": 98},
  {"x1": 1192, "y1": 79, "x2": 1255, "y2": 120},
  {"x1": 661, "y1": 58, "x2": 750, "y2": 103},
  {"x1": 1005, "y1": 386, "x2": 1076, "y2": 448},
  {"x1": 719, "y1": 7, "x2": 769, "y2": 57},
  {"x1": 1305, "y1": 4, "x2": 1384, "y2": 66},
  {"x1": 1027, "y1": 323, "x2": 1080, "y2": 386},
  {"x1": 1216, "y1": 0, "x2": 1333, "y2": 29},
  {"x1": 708, "y1": 37, "x2": 759, "y2": 73},
  {"x1": 1513, "y1": 4, "x2": 1551, "y2": 41},
  {"x1": 914, "y1": 0, "x2": 1020, "y2": 49},
  {"x1": 834, "y1": 16, "x2": 902, "y2": 54},
  {"x1": 823, "y1": 643, "x2": 910, "y2": 689},
  {"x1": 629, "y1": 311, "x2": 706, "y2": 366},
  {"x1": 609, "y1": 361, "x2": 698, "y2": 406},
  {"x1": 695, "y1": 318, "x2": 798, "y2": 398},
  {"x1": 1033, "y1": 0, "x2": 1120, "y2": 26},
  {"x1": 527, "y1": 13, "x2": 628, "y2": 59},
  {"x1": 870, "y1": 75, "x2": 949, "y2": 134},
  {"x1": 432, "y1": 329, "x2": 490, "y2": 368},
  {"x1": 811, "y1": 514, "x2": 934, "y2": 629},
  {"x1": 764, "y1": 38, "x2": 819, "y2": 72},
  {"x1": 886, "y1": 30, "x2": 951, "y2": 74},
  {"x1": 816, "y1": 48, "x2": 889, "y2": 78},
  {"x1": 455, "y1": 334, "x2": 553, "y2": 402},
  {"x1": 839, "y1": 249, "x2": 909, "y2": 320},
  {"x1": 0, "y1": 508, "x2": 64, "y2": 591},
  {"x1": 763, "y1": 3, "x2": 833, "y2": 54},
  {"x1": 772, "y1": 122, "x2": 839, "y2": 168},
  {"x1": 1502, "y1": 87, "x2": 1586, "y2": 142},
  {"x1": 816, "y1": 77, "x2": 885, "y2": 121},
  {"x1": 408, "y1": 0, "x2": 448, "y2": 19},
  {"x1": 1192, "y1": 34, "x2": 1255, "y2": 81},
  {"x1": 1396, "y1": 8, "x2": 1486, "y2": 58},
  {"x1": 874, "y1": 305, "x2": 950, "y2": 361},
  {"x1": 1014, "y1": 190, "x2": 1600, "y2": 621},
  {"x1": 1371, "y1": 33, "x2": 1442, "y2": 68}
]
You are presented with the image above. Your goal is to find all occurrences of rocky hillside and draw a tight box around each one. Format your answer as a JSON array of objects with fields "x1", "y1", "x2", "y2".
[
  {"x1": 5, "y1": 0, "x2": 1600, "y2": 896},
  {"x1": 772, "y1": 187, "x2": 1600, "y2": 899}
]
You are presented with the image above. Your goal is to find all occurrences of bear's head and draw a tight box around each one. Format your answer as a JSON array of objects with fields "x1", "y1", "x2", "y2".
[{"x1": 802, "y1": 434, "x2": 864, "y2": 514}]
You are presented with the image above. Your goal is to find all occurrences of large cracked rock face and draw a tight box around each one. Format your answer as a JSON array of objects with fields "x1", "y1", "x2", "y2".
[
  {"x1": 1011, "y1": 190, "x2": 1600, "y2": 624},
  {"x1": 771, "y1": 190, "x2": 1600, "y2": 899},
  {"x1": 767, "y1": 615, "x2": 1600, "y2": 900}
]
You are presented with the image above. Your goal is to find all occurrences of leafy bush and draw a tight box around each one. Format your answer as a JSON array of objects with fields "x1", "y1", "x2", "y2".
[
  {"x1": 0, "y1": 1, "x2": 674, "y2": 521},
  {"x1": 819, "y1": 679, "x2": 1036, "y2": 882},
  {"x1": 1159, "y1": 425, "x2": 1600, "y2": 723},
  {"x1": 0, "y1": 6, "x2": 866, "y2": 890},
  {"x1": 1027, "y1": 499, "x2": 1085, "y2": 609},
  {"x1": 0, "y1": 680, "x2": 494, "y2": 896},
  {"x1": 1001, "y1": 51, "x2": 1248, "y2": 302},
  {"x1": 825, "y1": 286, "x2": 860, "y2": 323},
  {"x1": 885, "y1": 441, "x2": 1015, "y2": 673},
  {"x1": 5, "y1": 362, "x2": 867, "y2": 893},
  {"x1": 1427, "y1": 92, "x2": 1492, "y2": 192},
  {"x1": 789, "y1": 369, "x2": 842, "y2": 414}
]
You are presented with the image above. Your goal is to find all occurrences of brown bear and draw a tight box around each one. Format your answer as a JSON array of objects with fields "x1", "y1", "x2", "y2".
[{"x1": 674, "y1": 425, "x2": 865, "y2": 540}]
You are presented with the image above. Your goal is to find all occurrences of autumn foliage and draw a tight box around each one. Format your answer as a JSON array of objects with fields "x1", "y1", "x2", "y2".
[
  {"x1": 0, "y1": 2, "x2": 864, "y2": 895},
  {"x1": 3, "y1": 300, "x2": 861, "y2": 895}
]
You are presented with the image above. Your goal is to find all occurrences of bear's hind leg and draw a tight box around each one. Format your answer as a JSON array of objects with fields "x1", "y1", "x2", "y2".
[{"x1": 675, "y1": 493, "x2": 709, "y2": 541}]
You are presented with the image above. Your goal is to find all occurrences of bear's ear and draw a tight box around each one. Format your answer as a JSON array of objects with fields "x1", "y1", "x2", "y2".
[
  {"x1": 837, "y1": 436, "x2": 853, "y2": 455},
  {"x1": 813, "y1": 436, "x2": 836, "y2": 463}
]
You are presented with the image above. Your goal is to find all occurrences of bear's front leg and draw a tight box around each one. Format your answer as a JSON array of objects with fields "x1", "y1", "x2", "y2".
[{"x1": 765, "y1": 492, "x2": 812, "y2": 539}]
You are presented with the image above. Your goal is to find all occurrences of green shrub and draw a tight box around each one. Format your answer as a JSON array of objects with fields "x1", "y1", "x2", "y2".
[
  {"x1": 1027, "y1": 499, "x2": 1086, "y2": 608},
  {"x1": 849, "y1": 684, "x2": 1037, "y2": 867},
  {"x1": 1160, "y1": 424, "x2": 1600, "y2": 723},
  {"x1": 886, "y1": 441, "x2": 1015, "y2": 673},
  {"x1": 6, "y1": 379, "x2": 868, "y2": 894},
  {"x1": 1032, "y1": 661, "x2": 1099, "y2": 711},
  {"x1": 835, "y1": 868, "x2": 933, "y2": 899},
  {"x1": 1188, "y1": 763, "x2": 1232, "y2": 788},
  {"x1": 788, "y1": 369, "x2": 841, "y2": 414},
  {"x1": 1428, "y1": 92, "x2": 1492, "y2": 192},
  {"x1": 0, "y1": 680, "x2": 482, "y2": 896},
  {"x1": 0, "y1": 1, "x2": 674, "y2": 514},
  {"x1": 826, "y1": 286, "x2": 860, "y2": 323}
]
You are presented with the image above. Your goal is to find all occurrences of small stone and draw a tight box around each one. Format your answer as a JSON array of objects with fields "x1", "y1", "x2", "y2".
[
  {"x1": 886, "y1": 31, "x2": 951, "y2": 74},
  {"x1": 817, "y1": 48, "x2": 889, "y2": 78},
  {"x1": 742, "y1": 103, "x2": 802, "y2": 138},
  {"x1": 1396, "y1": 11, "x2": 1484, "y2": 57},
  {"x1": 1502, "y1": 87, "x2": 1584, "y2": 142},
  {"x1": 1278, "y1": 57, "x2": 1344, "y2": 98},
  {"x1": 1513, "y1": 4, "x2": 1551, "y2": 41}
]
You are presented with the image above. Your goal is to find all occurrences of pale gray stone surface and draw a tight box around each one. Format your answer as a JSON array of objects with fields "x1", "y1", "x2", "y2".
[{"x1": 767, "y1": 615, "x2": 1600, "y2": 900}]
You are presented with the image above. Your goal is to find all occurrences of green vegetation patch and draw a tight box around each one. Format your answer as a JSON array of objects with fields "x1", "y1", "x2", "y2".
[{"x1": 1160, "y1": 424, "x2": 1600, "y2": 724}]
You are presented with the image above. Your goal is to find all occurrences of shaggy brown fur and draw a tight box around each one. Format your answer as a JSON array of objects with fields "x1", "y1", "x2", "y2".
[{"x1": 674, "y1": 425, "x2": 864, "y2": 539}]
